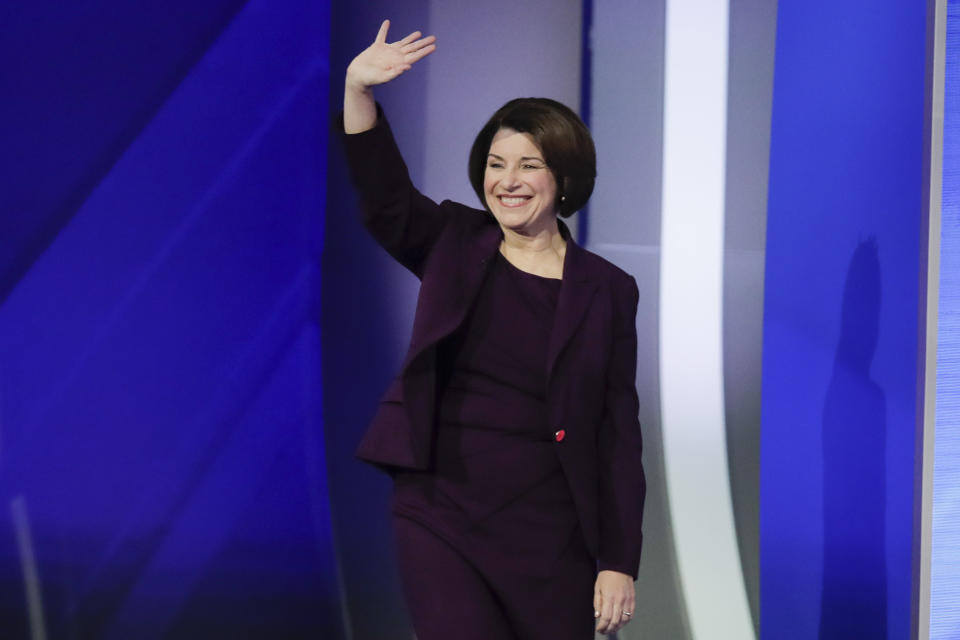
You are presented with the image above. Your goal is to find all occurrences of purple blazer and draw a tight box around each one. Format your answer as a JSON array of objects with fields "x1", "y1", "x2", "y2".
[{"x1": 340, "y1": 109, "x2": 645, "y2": 578}]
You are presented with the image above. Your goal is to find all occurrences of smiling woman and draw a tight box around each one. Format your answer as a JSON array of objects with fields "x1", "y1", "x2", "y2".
[
  {"x1": 464, "y1": 97, "x2": 597, "y2": 281},
  {"x1": 483, "y1": 129, "x2": 559, "y2": 236},
  {"x1": 338, "y1": 19, "x2": 645, "y2": 640}
]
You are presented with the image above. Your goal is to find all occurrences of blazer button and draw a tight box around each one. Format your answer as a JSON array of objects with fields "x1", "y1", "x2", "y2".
[{"x1": 554, "y1": 429, "x2": 566, "y2": 442}]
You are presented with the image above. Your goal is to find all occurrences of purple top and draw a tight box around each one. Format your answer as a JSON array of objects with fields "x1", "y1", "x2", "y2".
[{"x1": 393, "y1": 252, "x2": 582, "y2": 573}]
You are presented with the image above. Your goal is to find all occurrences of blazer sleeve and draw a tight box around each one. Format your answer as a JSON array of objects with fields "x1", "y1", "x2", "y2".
[
  {"x1": 338, "y1": 104, "x2": 448, "y2": 278},
  {"x1": 597, "y1": 274, "x2": 646, "y2": 578}
]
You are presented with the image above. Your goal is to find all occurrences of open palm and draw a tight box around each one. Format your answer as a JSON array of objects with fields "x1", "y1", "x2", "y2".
[{"x1": 346, "y1": 20, "x2": 436, "y2": 90}]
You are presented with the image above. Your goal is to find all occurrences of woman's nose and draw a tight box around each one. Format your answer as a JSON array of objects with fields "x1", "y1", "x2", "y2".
[{"x1": 501, "y1": 166, "x2": 521, "y2": 188}]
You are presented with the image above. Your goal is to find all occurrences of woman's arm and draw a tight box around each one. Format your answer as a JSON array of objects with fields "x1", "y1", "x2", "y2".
[
  {"x1": 594, "y1": 274, "x2": 645, "y2": 635},
  {"x1": 340, "y1": 21, "x2": 445, "y2": 277},
  {"x1": 344, "y1": 20, "x2": 435, "y2": 134}
]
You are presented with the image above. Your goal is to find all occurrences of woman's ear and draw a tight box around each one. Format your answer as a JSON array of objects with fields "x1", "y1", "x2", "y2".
[{"x1": 559, "y1": 176, "x2": 571, "y2": 213}]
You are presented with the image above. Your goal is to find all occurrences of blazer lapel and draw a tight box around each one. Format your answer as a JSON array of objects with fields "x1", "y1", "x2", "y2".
[
  {"x1": 547, "y1": 229, "x2": 598, "y2": 385},
  {"x1": 401, "y1": 219, "x2": 501, "y2": 467},
  {"x1": 412, "y1": 221, "x2": 502, "y2": 355}
]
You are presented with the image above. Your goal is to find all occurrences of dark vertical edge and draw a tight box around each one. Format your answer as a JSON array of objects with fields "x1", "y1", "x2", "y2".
[
  {"x1": 578, "y1": 0, "x2": 593, "y2": 246},
  {"x1": 322, "y1": 5, "x2": 428, "y2": 639},
  {"x1": 311, "y1": 5, "x2": 352, "y2": 638}
]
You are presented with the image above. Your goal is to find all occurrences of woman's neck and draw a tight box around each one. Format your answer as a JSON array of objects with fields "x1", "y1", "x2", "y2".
[{"x1": 499, "y1": 220, "x2": 567, "y2": 278}]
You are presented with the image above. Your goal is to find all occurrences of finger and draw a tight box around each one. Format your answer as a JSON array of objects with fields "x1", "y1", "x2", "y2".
[
  {"x1": 624, "y1": 596, "x2": 636, "y2": 626},
  {"x1": 397, "y1": 30, "x2": 422, "y2": 46},
  {"x1": 600, "y1": 597, "x2": 623, "y2": 633},
  {"x1": 607, "y1": 607, "x2": 622, "y2": 633},
  {"x1": 607, "y1": 615, "x2": 621, "y2": 634},
  {"x1": 612, "y1": 608, "x2": 628, "y2": 633},
  {"x1": 598, "y1": 598, "x2": 616, "y2": 634},
  {"x1": 402, "y1": 34, "x2": 436, "y2": 52},
  {"x1": 595, "y1": 611, "x2": 608, "y2": 634},
  {"x1": 375, "y1": 19, "x2": 390, "y2": 43},
  {"x1": 610, "y1": 598, "x2": 630, "y2": 633},
  {"x1": 619, "y1": 597, "x2": 636, "y2": 629},
  {"x1": 404, "y1": 43, "x2": 436, "y2": 65}
]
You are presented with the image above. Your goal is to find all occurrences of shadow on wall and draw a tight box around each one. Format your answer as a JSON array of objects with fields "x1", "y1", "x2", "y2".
[{"x1": 819, "y1": 238, "x2": 887, "y2": 639}]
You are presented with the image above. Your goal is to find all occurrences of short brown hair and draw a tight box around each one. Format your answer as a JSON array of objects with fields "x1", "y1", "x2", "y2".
[{"x1": 468, "y1": 98, "x2": 596, "y2": 218}]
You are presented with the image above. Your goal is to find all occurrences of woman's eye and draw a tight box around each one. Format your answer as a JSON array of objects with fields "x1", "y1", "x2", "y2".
[{"x1": 488, "y1": 162, "x2": 503, "y2": 169}]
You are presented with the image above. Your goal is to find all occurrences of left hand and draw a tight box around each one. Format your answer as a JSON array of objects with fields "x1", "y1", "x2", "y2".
[
  {"x1": 594, "y1": 569, "x2": 635, "y2": 635},
  {"x1": 345, "y1": 20, "x2": 436, "y2": 92}
]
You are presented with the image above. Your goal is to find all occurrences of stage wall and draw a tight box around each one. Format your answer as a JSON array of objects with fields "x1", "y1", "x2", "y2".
[
  {"x1": 761, "y1": 1, "x2": 928, "y2": 638},
  {"x1": 0, "y1": 1, "x2": 948, "y2": 638},
  {"x1": 0, "y1": 1, "x2": 339, "y2": 636}
]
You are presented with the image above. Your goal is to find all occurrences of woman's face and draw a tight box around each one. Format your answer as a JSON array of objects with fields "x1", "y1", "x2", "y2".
[{"x1": 483, "y1": 127, "x2": 559, "y2": 235}]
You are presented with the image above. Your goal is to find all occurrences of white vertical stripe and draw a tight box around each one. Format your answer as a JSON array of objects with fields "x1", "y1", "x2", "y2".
[
  {"x1": 918, "y1": 2, "x2": 948, "y2": 637},
  {"x1": 11, "y1": 496, "x2": 47, "y2": 640},
  {"x1": 659, "y1": 1, "x2": 755, "y2": 638}
]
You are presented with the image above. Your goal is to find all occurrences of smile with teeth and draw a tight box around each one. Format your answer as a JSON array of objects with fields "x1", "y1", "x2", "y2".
[{"x1": 497, "y1": 195, "x2": 532, "y2": 208}]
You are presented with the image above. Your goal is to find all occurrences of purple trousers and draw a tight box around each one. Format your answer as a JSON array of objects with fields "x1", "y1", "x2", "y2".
[{"x1": 394, "y1": 516, "x2": 596, "y2": 640}]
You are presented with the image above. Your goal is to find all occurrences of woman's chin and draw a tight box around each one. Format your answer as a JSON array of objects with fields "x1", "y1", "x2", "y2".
[
  {"x1": 492, "y1": 211, "x2": 526, "y2": 228},
  {"x1": 492, "y1": 209, "x2": 558, "y2": 233}
]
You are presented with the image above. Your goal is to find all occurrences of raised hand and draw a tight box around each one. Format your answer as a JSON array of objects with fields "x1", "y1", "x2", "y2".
[
  {"x1": 344, "y1": 20, "x2": 436, "y2": 133},
  {"x1": 346, "y1": 20, "x2": 436, "y2": 91}
]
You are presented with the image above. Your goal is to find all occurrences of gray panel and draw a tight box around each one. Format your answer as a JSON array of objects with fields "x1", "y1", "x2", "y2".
[
  {"x1": 589, "y1": 0, "x2": 666, "y2": 247},
  {"x1": 594, "y1": 246, "x2": 691, "y2": 640},
  {"x1": 422, "y1": 2, "x2": 584, "y2": 208},
  {"x1": 721, "y1": 249, "x2": 765, "y2": 634},
  {"x1": 590, "y1": 1, "x2": 689, "y2": 638},
  {"x1": 724, "y1": 0, "x2": 778, "y2": 633}
]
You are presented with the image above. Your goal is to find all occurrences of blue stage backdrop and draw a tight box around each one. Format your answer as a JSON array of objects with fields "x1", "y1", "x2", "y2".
[
  {"x1": 760, "y1": 1, "x2": 928, "y2": 638},
  {"x1": 0, "y1": 1, "x2": 341, "y2": 637}
]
